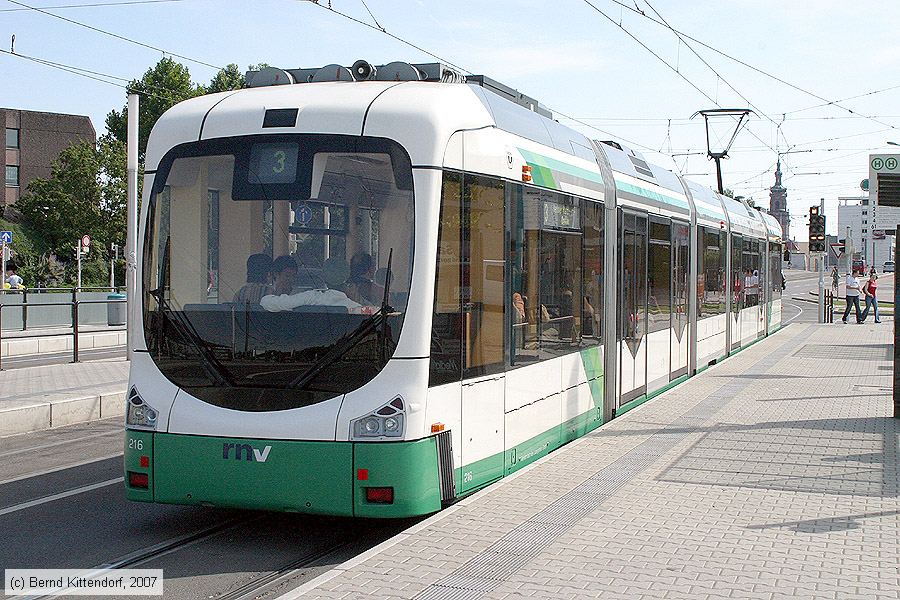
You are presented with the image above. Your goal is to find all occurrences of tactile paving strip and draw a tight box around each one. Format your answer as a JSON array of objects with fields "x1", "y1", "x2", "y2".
[
  {"x1": 793, "y1": 343, "x2": 892, "y2": 361},
  {"x1": 413, "y1": 326, "x2": 812, "y2": 600}
]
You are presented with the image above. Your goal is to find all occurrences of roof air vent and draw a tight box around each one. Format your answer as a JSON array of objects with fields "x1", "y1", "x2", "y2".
[
  {"x1": 311, "y1": 64, "x2": 355, "y2": 82},
  {"x1": 375, "y1": 61, "x2": 423, "y2": 81},
  {"x1": 629, "y1": 155, "x2": 654, "y2": 178}
]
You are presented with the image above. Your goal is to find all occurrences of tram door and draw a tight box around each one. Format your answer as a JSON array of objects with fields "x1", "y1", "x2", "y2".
[
  {"x1": 670, "y1": 221, "x2": 690, "y2": 379},
  {"x1": 619, "y1": 211, "x2": 648, "y2": 405},
  {"x1": 730, "y1": 233, "x2": 743, "y2": 351},
  {"x1": 459, "y1": 176, "x2": 505, "y2": 493},
  {"x1": 757, "y1": 239, "x2": 766, "y2": 338}
]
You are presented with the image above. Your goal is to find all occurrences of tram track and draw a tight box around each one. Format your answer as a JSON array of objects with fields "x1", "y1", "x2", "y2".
[
  {"x1": 214, "y1": 538, "x2": 354, "y2": 600},
  {"x1": 18, "y1": 516, "x2": 258, "y2": 600}
]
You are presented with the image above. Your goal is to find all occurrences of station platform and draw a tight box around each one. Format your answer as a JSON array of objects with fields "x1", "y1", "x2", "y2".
[
  {"x1": 0, "y1": 358, "x2": 127, "y2": 436},
  {"x1": 284, "y1": 321, "x2": 900, "y2": 600}
]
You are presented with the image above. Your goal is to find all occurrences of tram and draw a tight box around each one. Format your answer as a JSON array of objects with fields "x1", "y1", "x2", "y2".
[{"x1": 124, "y1": 60, "x2": 783, "y2": 517}]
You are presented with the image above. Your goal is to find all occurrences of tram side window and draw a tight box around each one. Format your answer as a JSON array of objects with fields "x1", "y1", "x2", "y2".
[
  {"x1": 429, "y1": 172, "x2": 463, "y2": 386},
  {"x1": 463, "y1": 175, "x2": 506, "y2": 378},
  {"x1": 732, "y1": 234, "x2": 743, "y2": 314},
  {"x1": 508, "y1": 185, "x2": 584, "y2": 367},
  {"x1": 648, "y1": 219, "x2": 671, "y2": 334},
  {"x1": 672, "y1": 221, "x2": 689, "y2": 331},
  {"x1": 771, "y1": 243, "x2": 783, "y2": 299},
  {"x1": 699, "y1": 227, "x2": 724, "y2": 317},
  {"x1": 582, "y1": 201, "x2": 603, "y2": 346}
]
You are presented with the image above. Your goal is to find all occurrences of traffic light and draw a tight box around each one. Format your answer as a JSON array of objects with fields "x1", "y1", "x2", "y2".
[{"x1": 808, "y1": 206, "x2": 826, "y2": 253}]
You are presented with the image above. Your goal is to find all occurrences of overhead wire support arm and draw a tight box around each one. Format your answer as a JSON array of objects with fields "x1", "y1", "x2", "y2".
[{"x1": 691, "y1": 108, "x2": 755, "y2": 194}]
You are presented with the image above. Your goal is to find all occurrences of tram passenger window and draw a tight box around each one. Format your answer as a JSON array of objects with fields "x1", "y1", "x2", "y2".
[
  {"x1": 508, "y1": 185, "x2": 540, "y2": 366},
  {"x1": 581, "y1": 201, "x2": 603, "y2": 346},
  {"x1": 648, "y1": 219, "x2": 671, "y2": 334},
  {"x1": 429, "y1": 172, "x2": 463, "y2": 386},
  {"x1": 771, "y1": 243, "x2": 783, "y2": 299},
  {"x1": 699, "y1": 227, "x2": 724, "y2": 317},
  {"x1": 732, "y1": 234, "x2": 743, "y2": 315},
  {"x1": 508, "y1": 186, "x2": 584, "y2": 367},
  {"x1": 540, "y1": 195, "x2": 582, "y2": 357}
]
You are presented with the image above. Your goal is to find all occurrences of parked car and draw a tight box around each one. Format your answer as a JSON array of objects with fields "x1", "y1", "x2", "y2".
[
  {"x1": 884, "y1": 261, "x2": 895, "y2": 273},
  {"x1": 852, "y1": 258, "x2": 867, "y2": 273}
]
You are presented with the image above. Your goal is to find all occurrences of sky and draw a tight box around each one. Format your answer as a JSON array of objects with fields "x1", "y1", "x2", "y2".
[{"x1": 3, "y1": 0, "x2": 900, "y2": 241}]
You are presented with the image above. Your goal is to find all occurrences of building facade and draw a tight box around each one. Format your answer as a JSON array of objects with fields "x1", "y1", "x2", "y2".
[
  {"x1": 838, "y1": 195, "x2": 894, "y2": 268},
  {"x1": 867, "y1": 152, "x2": 900, "y2": 267},
  {"x1": 2, "y1": 108, "x2": 96, "y2": 209}
]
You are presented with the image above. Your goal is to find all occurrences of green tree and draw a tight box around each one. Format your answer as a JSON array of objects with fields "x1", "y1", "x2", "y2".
[
  {"x1": 205, "y1": 63, "x2": 245, "y2": 93},
  {"x1": 15, "y1": 138, "x2": 127, "y2": 285},
  {"x1": 105, "y1": 57, "x2": 204, "y2": 158}
]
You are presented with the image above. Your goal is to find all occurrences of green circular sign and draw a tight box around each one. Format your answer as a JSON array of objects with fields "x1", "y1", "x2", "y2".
[
  {"x1": 872, "y1": 157, "x2": 884, "y2": 170},
  {"x1": 861, "y1": 178, "x2": 869, "y2": 191},
  {"x1": 887, "y1": 157, "x2": 898, "y2": 170}
]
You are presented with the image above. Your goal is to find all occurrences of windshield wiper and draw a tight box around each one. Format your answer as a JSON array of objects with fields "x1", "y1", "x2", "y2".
[
  {"x1": 288, "y1": 248, "x2": 397, "y2": 390},
  {"x1": 150, "y1": 236, "x2": 235, "y2": 387}
]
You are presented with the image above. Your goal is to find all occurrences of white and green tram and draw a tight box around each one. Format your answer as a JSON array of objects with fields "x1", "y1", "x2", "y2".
[{"x1": 124, "y1": 60, "x2": 783, "y2": 517}]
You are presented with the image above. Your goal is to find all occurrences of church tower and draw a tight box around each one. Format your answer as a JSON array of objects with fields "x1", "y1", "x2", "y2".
[{"x1": 769, "y1": 160, "x2": 789, "y2": 241}]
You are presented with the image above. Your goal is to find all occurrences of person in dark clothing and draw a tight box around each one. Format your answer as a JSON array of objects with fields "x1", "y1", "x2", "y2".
[
  {"x1": 233, "y1": 253, "x2": 273, "y2": 304},
  {"x1": 344, "y1": 252, "x2": 382, "y2": 305}
]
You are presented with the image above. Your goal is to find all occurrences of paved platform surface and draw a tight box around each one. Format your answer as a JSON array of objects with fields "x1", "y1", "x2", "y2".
[
  {"x1": 0, "y1": 358, "x2": 127, "y2": 436},
  {"x1": 287, "y1": 321, "x2": 899, "y2": 600}
]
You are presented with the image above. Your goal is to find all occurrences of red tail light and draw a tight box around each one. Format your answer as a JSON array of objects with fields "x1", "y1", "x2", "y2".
[
  {"x1": 365, "y1": 487, "x2": 394, "y2": 504},
  {"x1": 128, "y1": 471, "x2": 149, "y2": 489}
]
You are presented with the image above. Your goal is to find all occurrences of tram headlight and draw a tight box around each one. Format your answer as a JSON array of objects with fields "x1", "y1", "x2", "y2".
[
  {"x1": 351, "y1": 396, "x2": 405, "y2": 439},
  {"x1": 126, "y1": 387, "x2": 158, "y2": 430}
]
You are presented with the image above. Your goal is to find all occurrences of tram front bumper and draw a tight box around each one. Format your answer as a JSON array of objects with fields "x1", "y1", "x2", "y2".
[{"x1": 124, "y1": 429, "x2": 443, "y2": 518}]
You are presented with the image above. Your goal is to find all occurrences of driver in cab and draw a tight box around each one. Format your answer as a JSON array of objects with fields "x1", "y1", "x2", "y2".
[{"x1": 260, "y1": 256, "x2": 368, "y2": 313}]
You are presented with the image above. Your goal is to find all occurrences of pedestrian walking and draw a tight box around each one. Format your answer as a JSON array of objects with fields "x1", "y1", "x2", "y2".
[
  {"x1": 831, "y1": 266, "x2": 839, "y2": 295},
  {"x1": 842, "y1": 269, "x2": 863, "y2": 324},
  {"x1": 860, "y1": 272, "x2": 882, "y2": 323}
]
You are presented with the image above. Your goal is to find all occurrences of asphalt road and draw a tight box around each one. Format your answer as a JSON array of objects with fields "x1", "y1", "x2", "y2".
[{"x1": 0, "y1": 419, "x2": 417, "y2": 600}]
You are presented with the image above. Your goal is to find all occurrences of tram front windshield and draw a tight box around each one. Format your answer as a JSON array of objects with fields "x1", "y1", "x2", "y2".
[{"x1": 143, "y1": 135, "x2": 414, "y2": 411}]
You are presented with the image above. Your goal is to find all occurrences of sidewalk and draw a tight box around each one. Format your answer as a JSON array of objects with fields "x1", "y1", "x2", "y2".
[
  {"x1": 286, "y1": 322, "x2": 899, "y2": 600},
  {"x1": 0, "y1": 358, "x2": 128, "y2": 436}
]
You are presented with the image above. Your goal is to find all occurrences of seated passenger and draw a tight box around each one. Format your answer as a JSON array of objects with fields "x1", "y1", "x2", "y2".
[
  {"x1": 233, "y1": 253, "x2": 273, "y2": 305},
  {"x1": 271, "y1": 255, "x2": 299, "y2": 296},
  {"x1": 344, "y1": 252, "x2": 384, "y2": 305},
  {"x1": 261, "y1": 257, "x2": 363, "y2": 312}
]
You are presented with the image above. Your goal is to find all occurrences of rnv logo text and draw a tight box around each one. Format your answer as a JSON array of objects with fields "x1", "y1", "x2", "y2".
[{"x1": 222, "y1": 443, "x2": 272, "y2": 462}]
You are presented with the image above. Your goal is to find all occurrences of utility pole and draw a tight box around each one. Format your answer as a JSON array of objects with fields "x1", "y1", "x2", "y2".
[
  {"x1": 126, "y1": 93, "x2": 139, "y2": 362},
  {"x1": 818, "y1": 199, "x2": 825, "y2": 323},
  {"x1": 110, "y1": 243, "x2": 119, "y2": 289},
  {"x1": 1, "y1": 242, "x2": 7, "y2": 289},
  {"x1": 76, "y1": 243, "x2": 82, "y2": 291}
]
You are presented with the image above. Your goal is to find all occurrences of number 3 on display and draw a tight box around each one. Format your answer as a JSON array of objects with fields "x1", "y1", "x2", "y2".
[{"x1": 273, "y1": 150, "x2": 286, "y2": 174}]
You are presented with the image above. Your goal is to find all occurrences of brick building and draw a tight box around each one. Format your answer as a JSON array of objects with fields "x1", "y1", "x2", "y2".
[{"x1": 3, "y1": 108, "x2": 96, "y2": 209}]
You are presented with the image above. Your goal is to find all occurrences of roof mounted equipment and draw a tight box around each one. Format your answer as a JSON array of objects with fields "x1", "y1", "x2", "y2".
[{"x1": 245, "y1": 60, "x2": 549, "y2": 117}]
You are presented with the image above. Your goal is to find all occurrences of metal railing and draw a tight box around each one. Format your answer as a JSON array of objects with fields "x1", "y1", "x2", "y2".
[
  {"x1": 0, "y1": 286, "x2": 123, "y2": 331},
  {"x1": 0, "y1": 288, "x2": 126, "y2": 369}
]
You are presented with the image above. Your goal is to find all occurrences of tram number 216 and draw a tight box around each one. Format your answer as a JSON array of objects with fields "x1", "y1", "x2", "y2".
[{"x1": 128, "y1": 438, "x2": 144, "y2": 451}]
